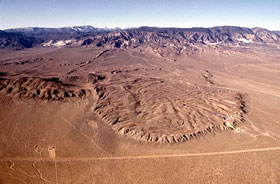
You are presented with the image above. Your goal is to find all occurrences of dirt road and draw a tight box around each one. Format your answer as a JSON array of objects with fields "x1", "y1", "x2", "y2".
[{"x1": 1, "y1": 146, "x2": 280, "y2": 162}]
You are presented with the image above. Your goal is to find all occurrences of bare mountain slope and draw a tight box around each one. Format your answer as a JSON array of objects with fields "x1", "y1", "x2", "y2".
[{"x1": 0, "y1": 30, "x2": 35, "y2": 49}]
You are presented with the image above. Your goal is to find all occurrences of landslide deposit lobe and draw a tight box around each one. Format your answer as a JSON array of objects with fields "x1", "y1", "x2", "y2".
[{"x1": 93, "y1": 78, "x2": 247, "y2": 144}]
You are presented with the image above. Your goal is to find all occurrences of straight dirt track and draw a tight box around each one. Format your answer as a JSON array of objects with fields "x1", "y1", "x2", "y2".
[{"x1": 1, "y1": 147, "x2": 280, "y2": 162}]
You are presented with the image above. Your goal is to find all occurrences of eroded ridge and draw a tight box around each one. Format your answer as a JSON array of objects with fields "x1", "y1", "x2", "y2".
[
  {"x1": 0, "y1": 76, "x2": 89, "y2": 101},
  {"x1": 94, "y1": 78, "x2": 247, "y2": 143}
]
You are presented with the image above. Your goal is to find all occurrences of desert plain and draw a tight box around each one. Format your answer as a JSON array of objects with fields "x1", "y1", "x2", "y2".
[{"x1": 0, "y1": 34, "x2": 280, "y2": 183}]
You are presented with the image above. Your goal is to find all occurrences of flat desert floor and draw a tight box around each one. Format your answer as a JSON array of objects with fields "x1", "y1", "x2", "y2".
[{"x1": 0, "y1": 46, "x2": 280, "y2": 183}]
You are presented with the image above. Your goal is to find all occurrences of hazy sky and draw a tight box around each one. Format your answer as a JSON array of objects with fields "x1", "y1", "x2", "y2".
[{"x1": 0, "y1": 0, "x2": 279, "y2": 30}]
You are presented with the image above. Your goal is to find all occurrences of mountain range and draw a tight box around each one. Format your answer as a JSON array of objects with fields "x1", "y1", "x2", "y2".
[{"x1": 1, "y1": 25, "x2": 280, "y2": 50}]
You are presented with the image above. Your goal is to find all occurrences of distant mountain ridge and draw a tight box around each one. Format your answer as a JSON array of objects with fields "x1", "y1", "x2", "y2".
[
  {"x1": 4, "y1": 26, "x2": 121, "y2": 42},
  {"x1": 0, "y1": 30, "x2": 36, "y2": 49},
  {"x1": 1, "y1": 25, "x2": 280, "y2": 50},
  {"x1": 5, "y1": 25, "x2": 121, "y2": 34}
]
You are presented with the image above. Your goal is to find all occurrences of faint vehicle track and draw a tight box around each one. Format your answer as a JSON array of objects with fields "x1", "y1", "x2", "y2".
[
  {"x1": 59, "y1": 115, "x2": 112, "y2": 157},
  {"x1": 246, "y1": 118, "x2": 280, "y2": 143},
  {"x1": 66, "y1": 49, "x2": 110, "y2": 75}
]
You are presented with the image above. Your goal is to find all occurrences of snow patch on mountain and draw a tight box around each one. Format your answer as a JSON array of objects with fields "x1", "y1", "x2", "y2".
[
  {"x1": 237, "y1": 38, "x2": 253, "y2": 43},
  {"x1": 205, "y1": 42, "x2": 219, "y2": 46},
  {"x1": 42, "y1": 40, "x2": 74, "y2": 47}
]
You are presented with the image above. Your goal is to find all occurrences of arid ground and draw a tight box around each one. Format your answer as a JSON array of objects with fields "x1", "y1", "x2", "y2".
[{"x1": 0, "y1": 44, "x2": 280, "y2": 183}]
